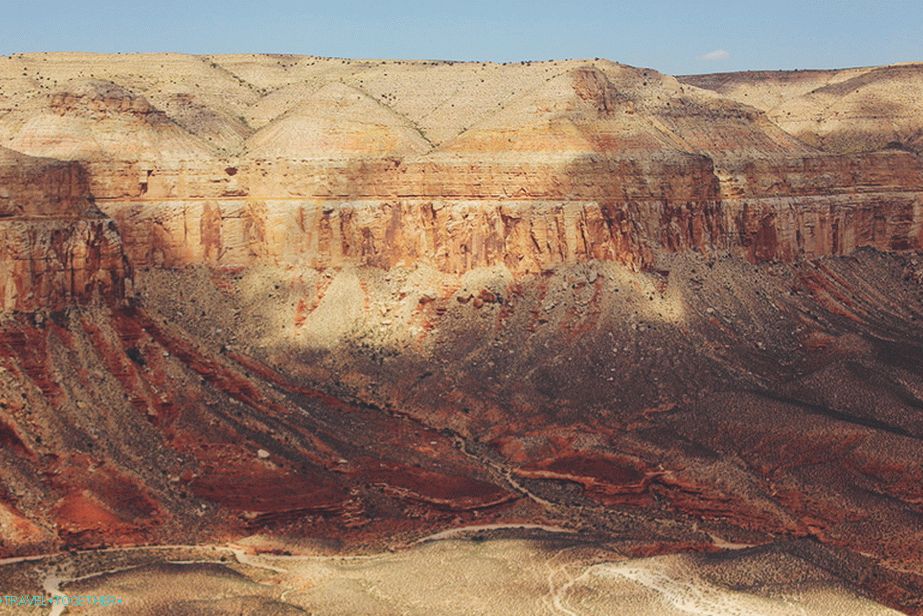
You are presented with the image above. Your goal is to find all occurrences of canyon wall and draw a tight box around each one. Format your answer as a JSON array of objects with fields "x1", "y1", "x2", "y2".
[
  {"x1": 0, "y1": 146, "x2": 91, "y2": 217},
  {"x1": 1, "y1": 54, "x2": 922, "y2": 316},
  {"x1": 0, "y1": 148, "x2": 129, "y2": 313},
  {"x1": 90, "y1": 150, "x2": 922, "y2": 275},
  {"x1": 99, "y1": 192, "x2": 922, "y2": 275},
  {"x1": 0, "y1": 218, "x2": 128, "y2": 313},
  {"x1": 3, "y1": 151, "x2": 921, "y2": 313},
  {"x1": 2, "y1": 55, "x2": 923, "y2": 614}
]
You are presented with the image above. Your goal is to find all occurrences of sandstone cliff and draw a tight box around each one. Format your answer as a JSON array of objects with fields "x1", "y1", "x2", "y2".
[
  {"x1": 1, "y1": 54, "x2": 919, "y2": 287},
  {"x1": 1, "y1": 54, "x2": 922, "y2": 614},
  {"x1": 0, "y1": 145, "x2": 90, "y2": 217},
  {"x1": 0, "y1": 147, "x2": 129, "y2": 312}
]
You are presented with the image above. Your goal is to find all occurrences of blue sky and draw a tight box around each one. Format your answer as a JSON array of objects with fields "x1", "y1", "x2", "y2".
[{"x1": 1, "y1": 0, "x2": 921, "y2": 74}]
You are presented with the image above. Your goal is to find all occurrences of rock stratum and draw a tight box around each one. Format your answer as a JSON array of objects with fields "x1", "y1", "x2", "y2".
[{"x1": 0, "y1": 53, "x2": 921, "y2": 614}]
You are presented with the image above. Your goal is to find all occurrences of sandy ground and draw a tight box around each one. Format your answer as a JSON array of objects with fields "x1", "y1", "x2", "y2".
[{"x1": 0, "y1": 533, "x2": 903, "y2": 615}]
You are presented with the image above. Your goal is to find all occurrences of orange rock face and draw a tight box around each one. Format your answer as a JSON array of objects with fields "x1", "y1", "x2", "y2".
[
  {"x1": 1, "y1": 54, "x2": 922, "y2": 614},
  {"x1": 0, "y1": 146, "x2": 91, "y2": 217},
  {"x1": 0, "y1": 56, "x2": 920, "y2": 299},
  {"x1": 0, "y1": 148, "x2": 129, "y2": 312}
]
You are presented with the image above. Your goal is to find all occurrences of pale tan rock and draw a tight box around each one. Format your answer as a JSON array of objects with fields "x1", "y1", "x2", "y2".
[
  {"x1": 0, "y1": 53, "x2": 921, "y2": 316},
  {"x1": 244, "y1": 82, "x2": 431, "y2": 160},
  {"x1": 683, "y1": 63, "x2": 923, "y2": 154}
]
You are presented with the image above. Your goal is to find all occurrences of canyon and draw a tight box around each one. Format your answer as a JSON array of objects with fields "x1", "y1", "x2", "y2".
[{"x1": 0, "y1": 54, "x2": 921, "y2": 614}]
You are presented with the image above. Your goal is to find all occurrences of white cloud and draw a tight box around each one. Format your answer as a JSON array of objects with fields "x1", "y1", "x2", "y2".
[{"x1": 699, "y1": 49, "x2": 730, "y2": 61}]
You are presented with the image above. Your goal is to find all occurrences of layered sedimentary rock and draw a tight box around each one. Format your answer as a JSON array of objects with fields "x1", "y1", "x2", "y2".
[
  {"x1": 1, "y1": 54, "x2": 923, "y2": 614},
  {"x1": 0, "y1": 146, "x2": 91, "y2": 217},
  {"x1": 0, "y1": 146, "x2": 129, "y2": 312},
  {"x1": 682, "y1": 63, "x2": 923, "y2": 155},
  {"x1": 0, "y1": 218, "x2": 128, "y2": 312},
  {"x1": 97, "y1": 190, "x2": 922, "y2": 274},
  {"x1": 3, "y1": 56, "x2": 917, "y2": 276}
]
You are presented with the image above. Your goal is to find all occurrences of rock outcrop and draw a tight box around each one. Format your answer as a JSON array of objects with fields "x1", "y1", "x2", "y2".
[
  {"x1": 0, "y1": 147, "x2": 129, "y2": 313},
  {"x1": 0, "y1": 218, "x2": 129, "y2": 313},
  {"x1": 1, "y1": 54, "x2": 922, "y2": 614},
  {"x1": 2, "y1": 56, "x2": 918, "y2": 278},
  {"x1": 0, "y1": 145, "x2": 90, "y2": 217}
]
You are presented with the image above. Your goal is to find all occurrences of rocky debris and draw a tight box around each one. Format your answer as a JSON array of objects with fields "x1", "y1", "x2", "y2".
[
  {"x1": 1, "y1": 249, "x2": 921, "y2": 610},
  {"x1": 903, "y1": 256, "x2": 923, "y2": 285},
  {"x1": 1, "y1": 53, "x2": 923, "y2": 614}
]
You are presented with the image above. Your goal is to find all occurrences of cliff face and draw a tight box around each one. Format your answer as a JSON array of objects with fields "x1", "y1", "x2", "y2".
[
  {"x1": 85, "y1": 146, "x2": 922, "y2": 274},
  {"x1": 1, "y1": 54, "x2": 923, "y2": 614},
  {"x1": 98, "y1": 191, "x2": 921, "y2": 275},
  {"x1": 0, "y1": 146, "x2": 91, "y2": 217},
  {"x1": 0, "y1": 147, "x2": 129, "y2": 313},
  {"x1": 0, "y1": 218, "x2": 128, "y2": 313},
  {"x1": 2, "y1": 57, "x2": 917, "y2": 284}
]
